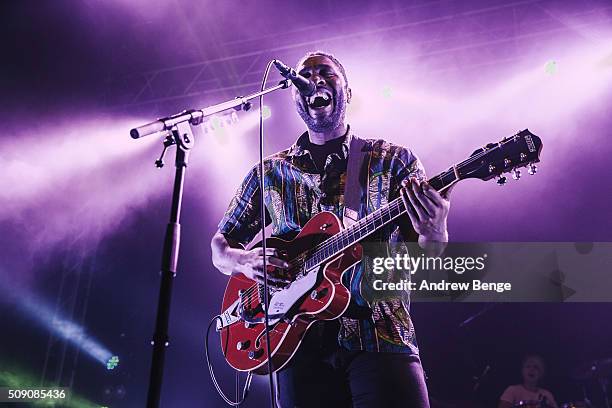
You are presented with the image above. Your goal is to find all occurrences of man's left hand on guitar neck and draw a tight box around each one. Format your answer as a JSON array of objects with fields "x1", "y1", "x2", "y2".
[{"x1": 400, "y1": 178, "x2": 451, "y2": 257}]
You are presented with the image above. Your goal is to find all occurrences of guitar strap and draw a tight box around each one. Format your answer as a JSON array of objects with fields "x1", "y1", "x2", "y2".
[
  {"x1": 343, "y1": 135, "x2": 368, "y2": 228},
  {"x1": 342, "y1": 134, "x2": 374, "y2": 320}
]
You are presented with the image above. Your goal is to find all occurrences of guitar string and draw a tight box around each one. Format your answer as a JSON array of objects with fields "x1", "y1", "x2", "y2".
[
  {"x1": 237, "y1": 198, "x2": 406, "y2": 302},
  {"x1": 285, "y1": 135, "x2": 528, "y2": 273},
  {"x1": 237, "y1": 199, "x2": 406, "y2": 302},
  {"x1": 239, "y1": 166, "x2": 463, "y2": 299},
  {"x1": 239, "y1": 165, "x2": 461, "y2": 299},
  {"x1": 237, "y1": 138, "x2": 528, "y2": 301},
  {"x1": 304, "y1": 135, "x2": 527, "y2": 261}
]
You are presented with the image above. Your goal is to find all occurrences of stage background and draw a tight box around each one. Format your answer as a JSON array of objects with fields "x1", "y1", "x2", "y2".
[{"x1": 1, "y1": 0, "x2": 612, "y2": 406}]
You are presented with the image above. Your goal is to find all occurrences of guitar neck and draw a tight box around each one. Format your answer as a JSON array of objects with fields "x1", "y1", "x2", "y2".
[
  {"x1": 303, "y1": 129, "x2": 543, "y2": 270},
  {"x1": 304, "y1": 167, "x2": 459, "y2": 270}
]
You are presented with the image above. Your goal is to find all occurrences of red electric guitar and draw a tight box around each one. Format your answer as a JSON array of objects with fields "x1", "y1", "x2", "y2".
[{"x1": 216, "y1": 129, "x2": 543, "y2": 374}]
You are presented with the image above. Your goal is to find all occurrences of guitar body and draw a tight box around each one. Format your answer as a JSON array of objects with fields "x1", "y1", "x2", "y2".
[
  {"x1": 220, "y1": 211, "x2": 363, "y2": 374},
  {"x1": 216, "y1": 129, "x2": 543, "y2": 374}
]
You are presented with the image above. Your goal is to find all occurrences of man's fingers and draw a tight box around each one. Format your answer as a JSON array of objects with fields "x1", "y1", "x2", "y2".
[
  {"x1": 267, "y1": 256, "x2": 290, "y2": 269},
  {"x1": 421, "y1": 181, "x2": 443, "y2": 206},
  {"x1": 400, "y1": 185, "x2": 421, "y2": 228},
  {"x1": 422, "y1": 181, "x2": 451, "y2": 204},
  {"x1": 253, "y1": 275, "x2": 285, "y2": 288},
  {"x1": 253, "y1": 247, "x2": 278, "y2": 257},
  {"x1": 406, "y1": 180, "x2": 430, "y2": 221},
  {"x1": 440, "y1": 183, "x2": 455, "y2": 200},
  {"x1": 413, "y1": 181, "x2": 437, "y2": 214},
  {"x1": 254, "y1": 271, "x2": 286, "y2": 282},
  {"x1": 250, "y1": 258, "x2": 265, "y2": 271},
  {"x1": 253, "y1": 271, "x2": 290, "y2": 287}
]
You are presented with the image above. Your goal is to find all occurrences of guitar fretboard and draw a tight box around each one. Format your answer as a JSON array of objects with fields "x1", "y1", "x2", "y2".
[
  {"x1": 298, "y1": 129, "x2": 542, "y2": 273},
  {"x1": 304, "y1": 167, "x2": 459, "y2": 270}
]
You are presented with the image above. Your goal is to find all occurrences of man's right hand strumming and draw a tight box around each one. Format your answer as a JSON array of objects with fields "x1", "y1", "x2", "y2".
[{"x1": 211, "y1": 232, "x2": 291, "y2": 287}]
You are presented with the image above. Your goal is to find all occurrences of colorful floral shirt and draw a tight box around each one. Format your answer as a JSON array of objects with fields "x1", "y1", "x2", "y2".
[{"x1": 218, "y1": 128, "x2": 426, "y2": 354}]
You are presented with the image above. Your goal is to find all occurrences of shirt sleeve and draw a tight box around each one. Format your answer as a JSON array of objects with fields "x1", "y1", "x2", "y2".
[
  {"x1": 394, "y1": 147, "x2": 427, "y2": 188},
  {"x1": 218, "y1": 166, "x2": 269, "y2": 246},
  {"x1": 391, "y1": 147, "x2": 427, "y2": 241}
]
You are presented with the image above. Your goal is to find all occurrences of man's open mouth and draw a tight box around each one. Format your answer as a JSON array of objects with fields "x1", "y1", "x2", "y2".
[{"x1": 307, "y1": 89, "x2": 333, "y2": 109}]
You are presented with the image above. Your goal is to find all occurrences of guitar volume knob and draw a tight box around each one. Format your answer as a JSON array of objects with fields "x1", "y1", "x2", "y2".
[
  {"x1": 310, "y1": 288, "x2": 328, "y2": 300},
  {"x1": 248, "y1": 349, "x2": 264, "y2": 360},
  {"x1": 236, "y1": 340, "x2": 250, "y2": 350}
]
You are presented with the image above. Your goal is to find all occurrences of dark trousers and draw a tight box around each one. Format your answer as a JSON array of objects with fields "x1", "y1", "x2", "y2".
[{"x1": 276, "y1": 321, "x2": 430, "y2": 408}]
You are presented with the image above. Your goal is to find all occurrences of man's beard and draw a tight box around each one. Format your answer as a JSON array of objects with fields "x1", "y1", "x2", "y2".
[{"x1": 295, "y1": 90, "x2": 347, "y2": 133}]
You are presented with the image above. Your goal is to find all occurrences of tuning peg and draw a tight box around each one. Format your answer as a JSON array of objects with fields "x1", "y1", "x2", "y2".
[
  {"x1": 496, "y1": 176, "x2": 507, "y2": 186},
  {"x1": 528, "y1": 163, "x2": 537, "y2": 175},
  {"x1": 512, "y1": 169, "x2": 521, "y2": 180}
]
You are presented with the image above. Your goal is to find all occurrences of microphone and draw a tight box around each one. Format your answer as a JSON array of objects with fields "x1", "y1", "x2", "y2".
[{"x1": 272, "y1": 59, "x2": 316, "y2": 97}]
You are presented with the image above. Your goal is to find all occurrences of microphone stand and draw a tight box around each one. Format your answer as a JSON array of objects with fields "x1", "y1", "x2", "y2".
[{"x1": 132, "y1": 80, "x2": 291, "y2": 408}]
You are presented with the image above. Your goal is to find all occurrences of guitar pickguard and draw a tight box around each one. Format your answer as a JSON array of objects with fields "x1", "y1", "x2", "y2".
[{"x1": 266, "y1": 267, "x2": 319, "y2": 324}]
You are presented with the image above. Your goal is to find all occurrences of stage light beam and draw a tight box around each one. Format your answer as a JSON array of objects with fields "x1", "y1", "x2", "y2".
[{"x1": 0, "y1": 278, "x2": 117, "y2": 370}]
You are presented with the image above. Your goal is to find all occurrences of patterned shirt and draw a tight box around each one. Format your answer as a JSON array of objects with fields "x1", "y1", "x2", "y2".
[{"x1": 218, "y1": 128, "x2": 426, "y2": 354}]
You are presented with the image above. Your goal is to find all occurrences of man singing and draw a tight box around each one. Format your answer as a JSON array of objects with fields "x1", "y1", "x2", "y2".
[{"x1": 211, "y1": 51, "x2": 451, "y2": 407}]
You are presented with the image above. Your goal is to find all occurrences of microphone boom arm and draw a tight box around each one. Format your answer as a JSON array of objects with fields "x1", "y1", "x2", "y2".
[{"x1": 130, "y1": 79, "x2": 291, "y2": 139}]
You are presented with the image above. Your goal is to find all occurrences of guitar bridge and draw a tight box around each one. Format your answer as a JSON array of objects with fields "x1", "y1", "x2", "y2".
[{"x1": 216, "y1": 298, "x2": 241, "y2": 331}]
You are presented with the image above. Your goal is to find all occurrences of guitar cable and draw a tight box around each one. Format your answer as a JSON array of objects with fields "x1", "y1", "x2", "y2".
[{"x1": 205, "y1": 315, "x2": 253, "y2": 406}]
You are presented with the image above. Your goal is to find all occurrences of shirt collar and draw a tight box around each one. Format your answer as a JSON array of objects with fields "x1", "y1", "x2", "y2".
[{"x1": 286, "y1": 125, "x2": 353, "y2": 162}]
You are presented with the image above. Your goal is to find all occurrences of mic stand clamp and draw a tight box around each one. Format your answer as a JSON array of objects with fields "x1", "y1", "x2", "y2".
[
  {"x1": 234, "y1": 97, "x2": 252, "y2": 112},
  {"x1": 155, "y1": 135, "x2": 176, "y2": 168}
]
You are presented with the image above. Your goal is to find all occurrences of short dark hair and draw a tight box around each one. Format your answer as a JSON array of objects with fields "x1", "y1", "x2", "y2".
[{"x1": 296, "y1": 50, "x2": 349, "y2": 88}]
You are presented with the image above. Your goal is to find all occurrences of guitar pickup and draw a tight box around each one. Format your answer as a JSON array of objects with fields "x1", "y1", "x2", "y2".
[{"x1": 242, "y1": 303, "x2": 265, "y2": 324}]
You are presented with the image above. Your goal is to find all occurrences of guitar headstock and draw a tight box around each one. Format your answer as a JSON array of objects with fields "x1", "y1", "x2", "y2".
[{"x1": 459, "y1": 129, "x2": 543, "y2": 185}]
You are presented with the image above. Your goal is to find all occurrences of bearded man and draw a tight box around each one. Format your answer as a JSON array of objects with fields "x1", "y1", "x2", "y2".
[{"x1": 211, "y1": 51, "x2": 451, "y2": 408}]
